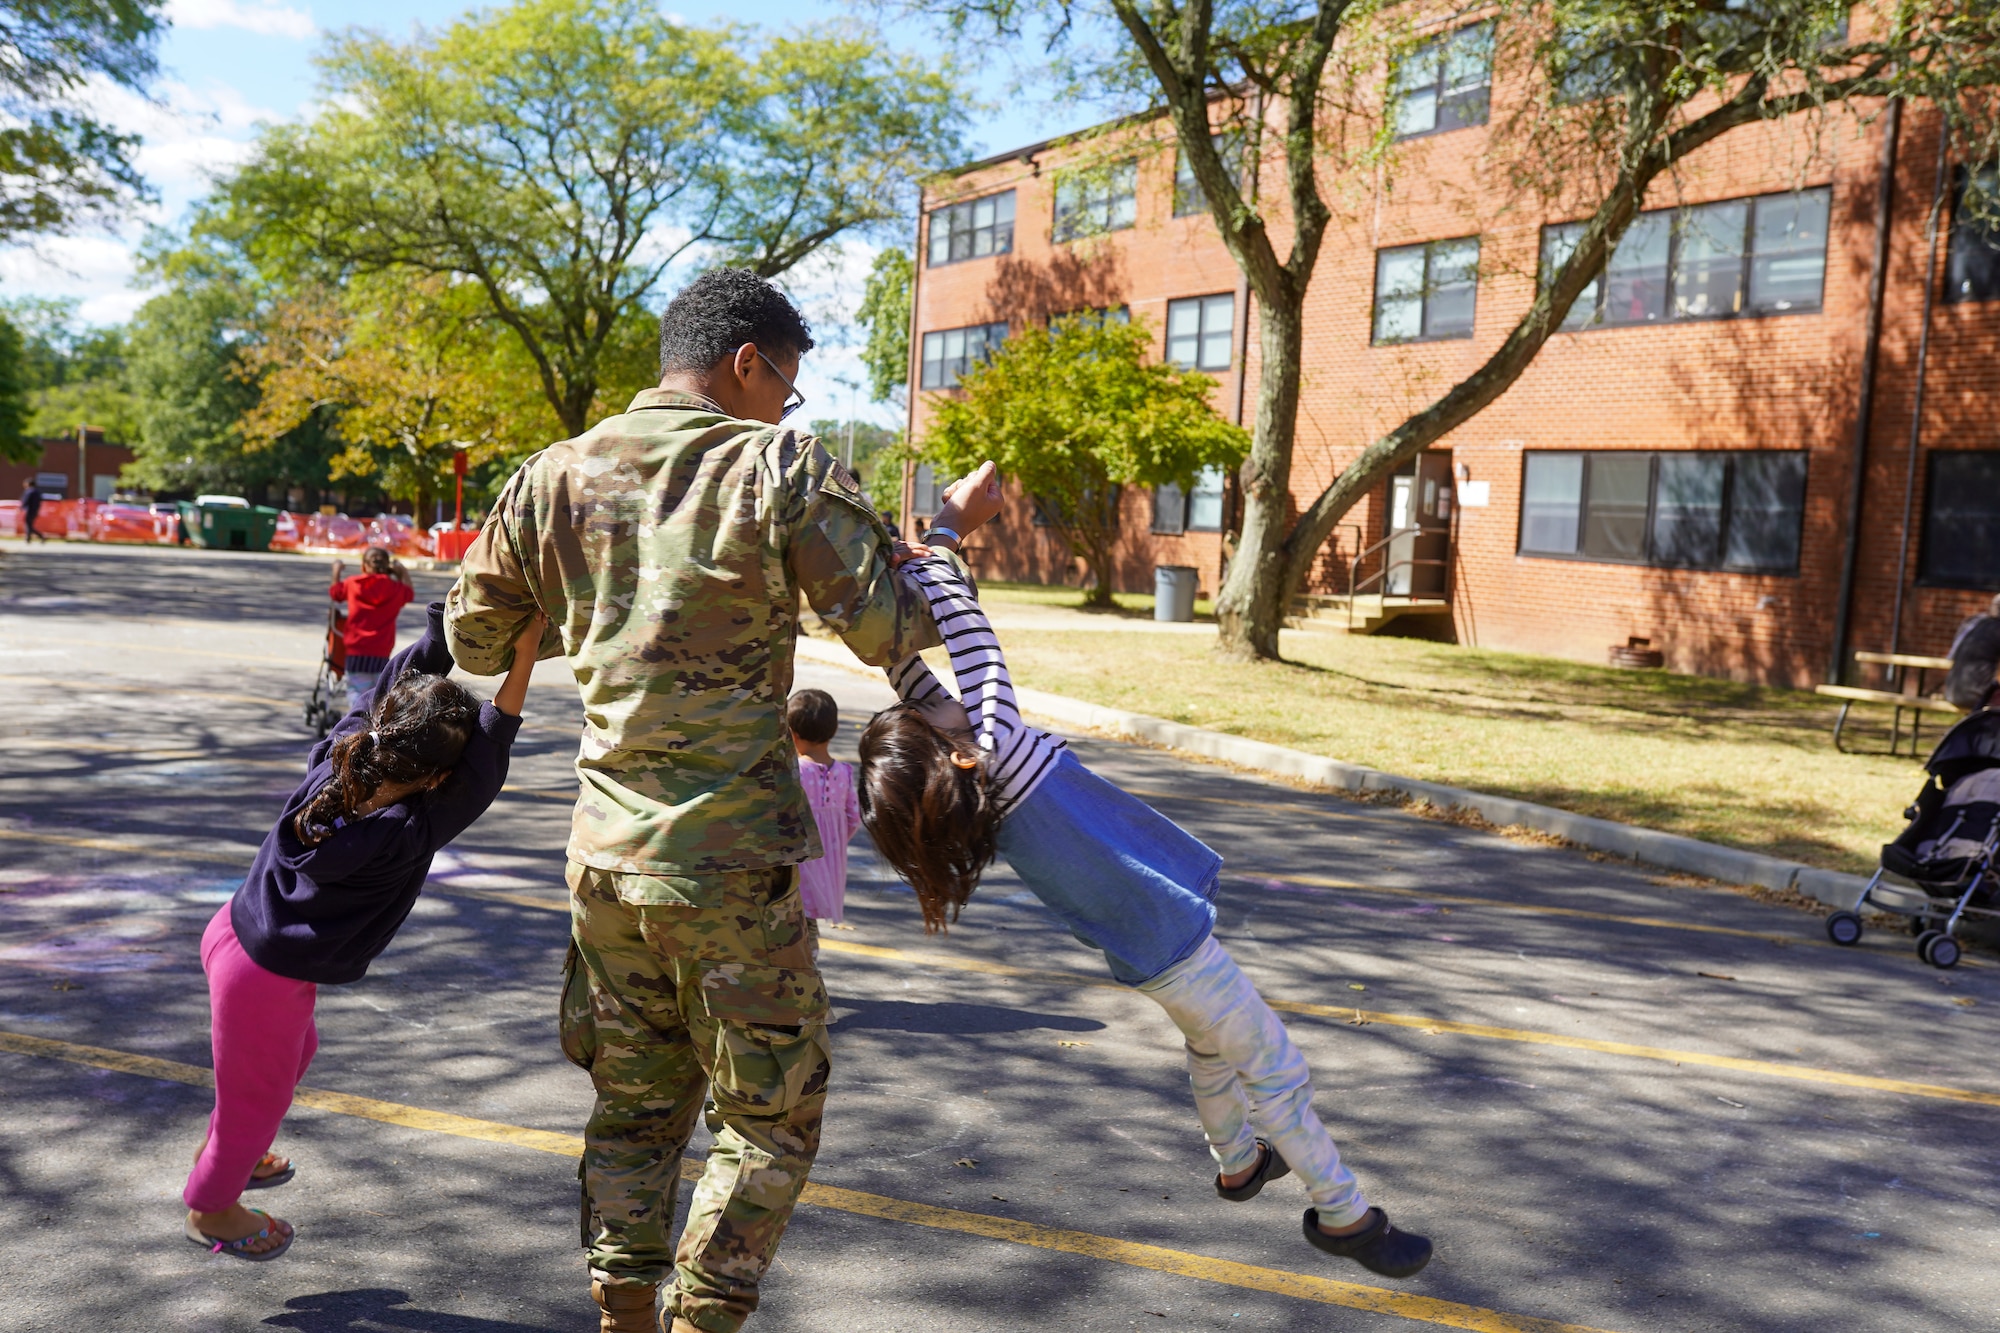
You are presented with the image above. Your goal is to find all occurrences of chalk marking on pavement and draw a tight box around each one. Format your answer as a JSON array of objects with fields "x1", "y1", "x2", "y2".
[
  {"x1": 0, "y1": 1028, "x2": 1622, "y2": 1333},
  {"x1": 5, "y1": 828, "x2": 1993, "y2": 1109}
]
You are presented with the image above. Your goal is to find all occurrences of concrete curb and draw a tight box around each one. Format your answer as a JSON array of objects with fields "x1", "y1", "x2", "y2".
[{"x1": 794, "y1": 635, "x2": 1870, "y2": 909}]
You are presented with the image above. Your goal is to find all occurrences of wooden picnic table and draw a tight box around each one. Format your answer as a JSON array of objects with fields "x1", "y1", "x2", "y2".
[{"x1": 1816, "y1": 649, "x2": 1965, "y2": 755}]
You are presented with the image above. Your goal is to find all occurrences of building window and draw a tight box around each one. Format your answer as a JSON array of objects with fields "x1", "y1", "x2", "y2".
[
  {"x1": 1919, "y1": 451, "x2": 2000, "y2": 587},
  {"x1": 927, "y1": 191, "x2": 1015, "y2": 267},
  {"x1": 1540, "y1": 187, "x2": 1829, "y2": 329},
  {"x1": 1174, "y1": 133, "x2": 1243, "y2": 217},
  {"x1": 1946, "y1": 167, "x2": 2000, "y2": 304},
  {"x1": 1391, "y1": 23, "x2": 1494, "y2": 138},
  {"x1": 1188, "y1": 465, "x2": 1227, "y2": 531},
  {"x1": 911, "y1": 463, "x2": 946, "y2": 517},
  {"x1": 1518, "y1": 450, "x2": 1807, "y2": 572},
  {"x1": 1053, "y1": 160, "x2": 1138, "y2": 242},
  {"x1": 1166, "y1": 294, "x2": 1235, "y2": 370},
  {"x1": 919, "y1": 321, "x2": 1010, "y2": 389},
  {"x1": 1050, "y1": 305, "x2": 1130, "y2": 330},
  {"x1": 1150, "y1": 466, "x2": 1227, "y2": 535},
  {"x1": 1372, "y1": 238, "x2": 1479, "y2": 343}
]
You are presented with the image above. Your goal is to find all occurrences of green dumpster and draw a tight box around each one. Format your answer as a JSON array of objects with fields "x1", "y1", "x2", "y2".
[{"x1": 178, "y1": 497, "x2": 280, "y2": 552}]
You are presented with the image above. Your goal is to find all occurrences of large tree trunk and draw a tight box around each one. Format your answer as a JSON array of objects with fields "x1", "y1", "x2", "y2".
[{"x1": 1215, "y1": 290, "x2": 1305, "y2": 658}]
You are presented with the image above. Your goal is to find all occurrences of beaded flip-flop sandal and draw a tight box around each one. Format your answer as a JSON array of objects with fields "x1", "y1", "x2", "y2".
[
  {"x1": 184, "y1": 1210, "x2": 293, "y2": 1262},
  {"x1": 244, "y1": 1152, "x2": 295, "y2": 1190}
]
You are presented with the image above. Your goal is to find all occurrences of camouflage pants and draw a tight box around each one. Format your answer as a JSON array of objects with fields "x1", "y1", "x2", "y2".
[{"x1": 561, "y1": 862, "x2": 831, "y2": 1333}]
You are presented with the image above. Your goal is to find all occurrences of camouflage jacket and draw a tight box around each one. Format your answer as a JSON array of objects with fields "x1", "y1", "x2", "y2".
[{"x1": 446, "y1": 389, "x2": 940, "y2": 880}]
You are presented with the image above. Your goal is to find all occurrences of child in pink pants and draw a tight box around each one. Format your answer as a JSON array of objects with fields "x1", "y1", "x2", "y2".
[{"x1": 182, "y1": 605, "x2": 542, "y2": 1260}]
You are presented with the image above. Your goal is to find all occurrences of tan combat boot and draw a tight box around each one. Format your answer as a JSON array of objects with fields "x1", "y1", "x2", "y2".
[{"x1": 589, "y1": 1278, "x2": 657, "y2": 1333}]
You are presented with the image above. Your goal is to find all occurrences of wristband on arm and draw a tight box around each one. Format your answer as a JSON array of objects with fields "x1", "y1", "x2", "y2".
[{"x1": 922, "y1": 526, "x2": 961, "y2": 548}]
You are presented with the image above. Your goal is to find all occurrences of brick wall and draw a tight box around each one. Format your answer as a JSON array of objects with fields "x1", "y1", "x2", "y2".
[
  {"x1": 908, "y1": 91, "x2": 2000, "y2": 686},
  {"x1": 0, "y1": 434, "x2": 133, "y2": 505}
]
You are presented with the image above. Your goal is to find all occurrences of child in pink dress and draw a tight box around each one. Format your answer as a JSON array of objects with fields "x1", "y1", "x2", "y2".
[{"x1": 787, "y1": 688, "x2": 860, "y2": 959}]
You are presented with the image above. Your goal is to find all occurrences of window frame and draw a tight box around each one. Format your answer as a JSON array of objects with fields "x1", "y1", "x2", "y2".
[
  {"x1": 1371, "y1": 236, "x2": 1481, "y2": 345},
  {"x1": 1052, "y1": 159, "x2": 1139, "y2": 243},
  {"x1": 1165, "y1": 293, "x2": 1236, "y2": 371},
  {"x1": 1515, "y1": 449, "x2": 1808, "y2": 575},
  {"x1": 1917, "y1": 450, "x2": 2000, "y2": 589},
  {"x1": 1151, "y1": 482, "x2": 1188, "y2": 535},
  {"x1": 1174, "y1": 132, "x2": 1244, "y2": 218},
  {"x1": 918, "y1": 321, "x2": 1011, "y2": 390},
  {"x1": 1389, "y1": 22, "x2": 1496, "y2": 141},
  {"x1": 1945, "y1": 165, "x2": 2000, "y2": 306},
  {"x1": 1539, "y1": 186, "x2": 1831, "y2": 332},
  {"x1": 925, "y1": 190, "x2": 1016, "y2": 269}
]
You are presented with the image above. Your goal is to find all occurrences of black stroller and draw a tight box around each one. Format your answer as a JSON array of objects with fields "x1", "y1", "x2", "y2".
[
  {"x1": 303, "y1": 602, "x2": 348, "y2": 740},
  {"x1": 1826, "y1": 708, "x2": 2000, "y2": 969}
]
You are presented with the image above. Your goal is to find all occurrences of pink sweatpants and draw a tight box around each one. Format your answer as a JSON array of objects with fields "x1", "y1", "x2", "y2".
[{"x1": 182, "y1": 903, "x2": 318, "y2": 1213}]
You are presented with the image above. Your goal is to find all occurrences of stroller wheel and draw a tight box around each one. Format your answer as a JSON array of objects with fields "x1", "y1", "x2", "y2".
[
  {"x1": 1916, "y1": 929, "x2": 1942, "y2": 960},
  {"x1": 1825, "y1": 911, "x2": 1864, "y2": 947},
  {"x1": 1923, "y1": 933, "x2": 1962, "y2": 970}
]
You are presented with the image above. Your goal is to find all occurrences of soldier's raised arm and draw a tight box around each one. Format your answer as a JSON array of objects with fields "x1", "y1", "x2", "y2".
[
  {"x1": 446, "y1": 461, "x2": 554, "y2": 676},
  {"x1": 784, "y1": 444, "x2": 941, "y2": 667}
]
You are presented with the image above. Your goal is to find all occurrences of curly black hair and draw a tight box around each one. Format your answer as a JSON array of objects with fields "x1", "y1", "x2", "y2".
[
  {"x1": 658, "y1": 268, "x2": 816, "y2": 377},
  {"x1": 293, "y1": 674, "x2": 481, "y2": 846}
]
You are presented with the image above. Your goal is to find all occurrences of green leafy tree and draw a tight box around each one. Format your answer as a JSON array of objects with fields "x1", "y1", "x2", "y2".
[
  {"x1": 925, "y1": 317, "x2": 1248, "y2": 606},
  {"x1": 855, "y1": 247, "x2": 914, "y2": 408},
  {"x1": 904, "y1": 0, "x2": 2000, "y2": 658},
  {"x1": 120, "y1": 242, "x2": 339, "y2": 501},
  {"x1": 215, "y1": 0, "x2": 968, "y2": 438},
  {"x1": 0, "y1": 298, "x2": 141, "y2": 446},
  {"x1": 0, "y1": 0, "x2": 164, "y2": 241},
  {"x1": 0, "y1": 314, "x2": 30, "y2": 463}
]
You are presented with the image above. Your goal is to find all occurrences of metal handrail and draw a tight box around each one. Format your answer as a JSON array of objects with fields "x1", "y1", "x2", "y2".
[{"x1": 1347, "y1": 526, "x2": 1446, "y2": 630}]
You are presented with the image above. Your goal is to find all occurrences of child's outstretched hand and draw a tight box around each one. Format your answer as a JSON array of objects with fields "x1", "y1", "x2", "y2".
[
  {"x1": 493, "y1": 615, "x2": 546, "y2": 717},
  {"x1": 935, "y1": 460, "x2": 1002, "y2": 536}
]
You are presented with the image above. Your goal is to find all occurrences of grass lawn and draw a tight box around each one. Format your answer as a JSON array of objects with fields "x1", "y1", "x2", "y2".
[{"x1": 969, "y1": 586, "x2": 1928, "y2": 875}]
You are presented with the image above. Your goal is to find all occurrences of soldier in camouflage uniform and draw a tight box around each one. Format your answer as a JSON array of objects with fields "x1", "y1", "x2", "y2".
[{"x1": 445, "y1": 270, "x2": 997, "y2": 1333}]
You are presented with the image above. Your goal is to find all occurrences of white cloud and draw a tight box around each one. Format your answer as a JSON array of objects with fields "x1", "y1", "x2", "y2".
[{"x1": 165, "y1": 0, "x2": 316, "y2": 41}]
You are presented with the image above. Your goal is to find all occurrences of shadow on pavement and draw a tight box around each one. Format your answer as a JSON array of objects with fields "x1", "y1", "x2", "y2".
[
  {"x1": 265, "y1": 1288, "x2": 561, "y2": 1332},
  {"x1": 830, "y1": 996, "x2": 1105, "y2": 1036}
]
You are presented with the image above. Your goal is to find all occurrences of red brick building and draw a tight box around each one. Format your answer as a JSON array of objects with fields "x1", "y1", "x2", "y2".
[
  {"x1": 902, "y1": 36, "x2": 2000, "y2": 688},
  {"x1": 0, "y1": 432, "x2": 133, "y2": 505}
]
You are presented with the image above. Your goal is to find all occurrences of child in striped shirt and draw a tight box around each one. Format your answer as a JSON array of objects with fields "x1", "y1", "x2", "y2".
[{"x1": 857, "y1": 546, "x2": 1433, "y2": 1280}]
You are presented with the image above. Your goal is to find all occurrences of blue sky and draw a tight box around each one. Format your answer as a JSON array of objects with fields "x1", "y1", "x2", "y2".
[{"x1": 0, "y1": 0, "x2": 1090, "y2": 425}]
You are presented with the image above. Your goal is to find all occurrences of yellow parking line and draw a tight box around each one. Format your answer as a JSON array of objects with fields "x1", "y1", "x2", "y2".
[
  {"x1": 7, "y1": 827, "x2": 1994, "y2": 1110},
  {"x1": 0, "y1": 1028, "x2": 1621, "y2": 1333}
]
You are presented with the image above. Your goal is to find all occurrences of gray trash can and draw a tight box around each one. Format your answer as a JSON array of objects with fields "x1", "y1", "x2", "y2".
[{"x1": 1154, "y1": 565, "x2": 1199, "y2": 622}]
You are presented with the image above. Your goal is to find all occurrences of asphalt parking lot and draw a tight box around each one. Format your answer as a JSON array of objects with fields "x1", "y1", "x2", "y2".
[{"x1": 2, "y1": 541, "x2": 1997, "y2": 1332}]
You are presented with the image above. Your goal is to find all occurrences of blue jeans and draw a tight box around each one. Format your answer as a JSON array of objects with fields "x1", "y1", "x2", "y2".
[
  {"x1": 994, "y1": 750, "x2": 1221, "y2": 986},
  {"x1": 344, "y1": 670, "x2": 379, "y2": 715}
]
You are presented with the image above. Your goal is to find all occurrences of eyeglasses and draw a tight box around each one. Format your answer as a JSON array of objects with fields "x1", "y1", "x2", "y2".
[{"x1": 742, "y1": 345, "x2": 806, "y2": 422}]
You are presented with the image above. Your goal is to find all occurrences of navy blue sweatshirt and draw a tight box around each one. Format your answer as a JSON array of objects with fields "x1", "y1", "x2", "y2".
[{"x1": 230, "y1": 602, "x2": 521, "y2": 984}]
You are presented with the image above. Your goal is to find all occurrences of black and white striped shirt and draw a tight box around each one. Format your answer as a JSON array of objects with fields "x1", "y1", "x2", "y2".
[{"x1": 888, "y1": 557, "x2": 1068, "y2": 814}]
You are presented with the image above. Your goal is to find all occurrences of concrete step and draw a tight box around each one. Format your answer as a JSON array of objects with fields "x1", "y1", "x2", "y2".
[{"x1": 1287, "y1": 594, "x2": 1450, "y2": 635}]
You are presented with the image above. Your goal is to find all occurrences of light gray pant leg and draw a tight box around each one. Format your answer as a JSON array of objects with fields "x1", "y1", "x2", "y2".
[{"x1": 1141, "y1": 936, "x2": 1370, "y2": 1225}]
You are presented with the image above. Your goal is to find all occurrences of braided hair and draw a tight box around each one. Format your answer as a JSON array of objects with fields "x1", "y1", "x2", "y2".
[{"x1": 293, "y1": 672, "x2": 482, "y2": 846}]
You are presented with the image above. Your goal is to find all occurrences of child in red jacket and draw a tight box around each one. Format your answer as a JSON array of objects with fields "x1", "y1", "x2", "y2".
[{"x1": 331, "y1": 546, "x2": 416, "y2": 710}]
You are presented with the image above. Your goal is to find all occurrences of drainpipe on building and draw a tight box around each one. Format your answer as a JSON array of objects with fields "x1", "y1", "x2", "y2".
[
  {"x1": 1887, "y1": 112, "x2": 1953, "y2": 672},
  {"x1": 1828, "y1": 96, "x2": 1902, "y2": 687},
  {"x1": 901, "y1": 191, "x2": 926, "y2": 541},
  {"x1": 76, "y1": 424, "x2": 86, "y2": 502}
]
